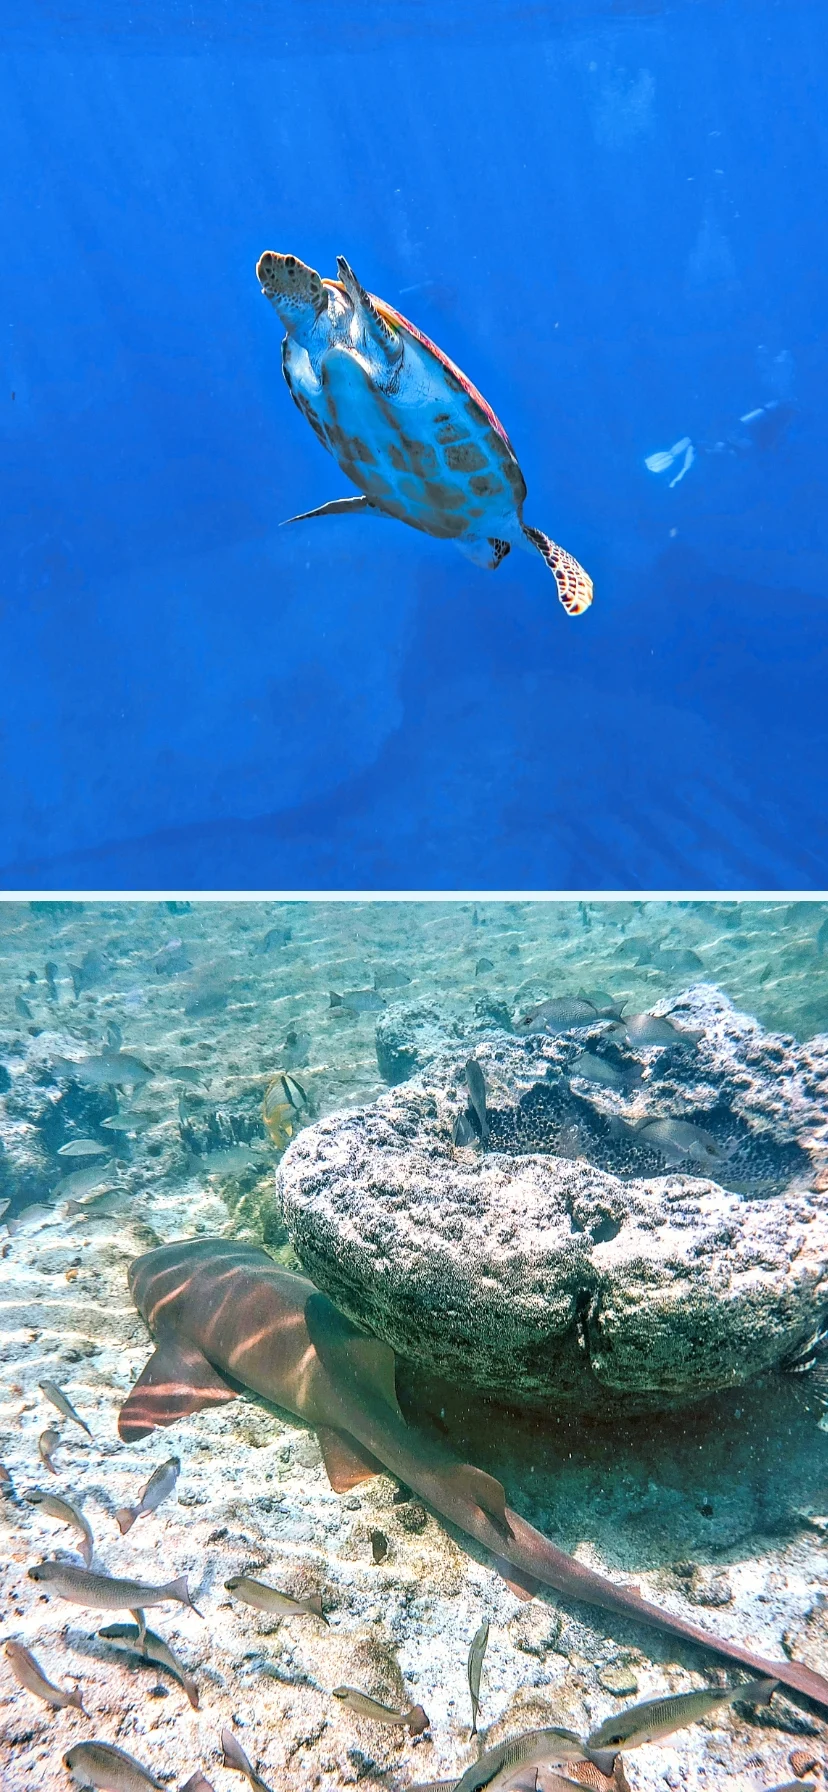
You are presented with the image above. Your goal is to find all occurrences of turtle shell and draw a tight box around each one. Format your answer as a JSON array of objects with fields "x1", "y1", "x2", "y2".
[{"x1": 297, "y1": 281, "x2": 528, "y2": 541}]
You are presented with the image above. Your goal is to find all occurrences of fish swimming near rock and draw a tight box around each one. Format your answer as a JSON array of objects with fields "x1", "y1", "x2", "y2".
[
  {"x1": 262, "y1": 1071, "x2": 309, "y2": 1149},
  {"x1": 467, "y1": 1617, "x2": 490, "y2": 1734},
  {"x1": 374, "y1": 966, "x2": 412, "y2": 990},
  {"x1": 58, "y1": 1140, "x2": 110, "y2": 1159},
  {"x1": 568, "y1": 1052, "x2": 641, "y2": 1091},
  {"x1": 615, "y1": 1014, "x2": 703, "y2": 1048},
  {"x1": 516, "y1": 997, "x2": 607, "y2": 1035},
  {"x1": 116, "y1": 1237, "x2": 828, "y2": 1713},
  {"x1": 330, "y1": 988, "x2": 386, "y2": 1014},
  {"x1": 220, "y1": 1727, "x2": 273, "y2": 1792},
  {"x1": 452, "y1": 1726, "x2": 589, "y2": 1792},
  {"x1": 224, "y1": 1574, "x2": 328, "y2": 1622},
  {"x1": 40, "y1": 1379, "x2": 93, "y2": 1437},
  {"x1": 257, "y1": 250, "x2": 593, "y2": 614},
  {"x1": 98, "y1": 1622, "x2": 199, "y2": 1708},
  {"x1": 452, "y1": 1112, "x2": 478, "y2": 1147},
  {"x1": 4, "y1": 1639, "x2": 86, "y2": 1712},
  {"x1": 584, "y1": 1678, "x2": 776, "y2": 1773},
  {"x1": 634, "y1": 1118, "x2": 730, "y2": 1168},
  {"x1": 465, "y1": 1059, "x2": 489, "y2": 1144},
  {"x1": 332, "y1": 1686, "x2": 429, "y2": 1733},
  {"x1": 28, "y1": 1559, "x2": 199, "y2": 1615},
  {"x1": 51, "y1": 1051, "x2": 154, "y2": 1088},
  {"x1": 115, "y1": 1457, "x2": 180, "y2": 1534},
  {"x1": 64, "y1": 1741, "x2": 164, "y2": 1791},
  {"x1": 25, "y1": 1488, "x2": 95, "y2": 1564}
]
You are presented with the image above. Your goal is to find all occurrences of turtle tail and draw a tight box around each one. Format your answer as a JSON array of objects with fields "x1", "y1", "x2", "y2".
[{"x1": 521, "y1": 525, "x2": 593, "y2": 615}]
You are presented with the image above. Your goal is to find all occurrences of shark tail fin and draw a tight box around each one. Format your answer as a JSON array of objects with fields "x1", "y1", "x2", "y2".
[{"x1": 117, "y1": 1336, "x2": 237, "y2": 1442}]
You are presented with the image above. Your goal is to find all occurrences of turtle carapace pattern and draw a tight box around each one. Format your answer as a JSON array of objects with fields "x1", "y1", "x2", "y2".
[{"x1": 256, "y1": 251, "x2": 593, "y2": 616}]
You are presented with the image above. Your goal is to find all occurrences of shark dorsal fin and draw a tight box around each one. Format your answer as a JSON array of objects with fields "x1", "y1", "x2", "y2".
[
  {"x1": 305, "y1": 1291, "x2": 405, "y2": 1423},
  {"x1": 447, "y1": 1463, "x2": 511, "y2": 1535},
  {"x1": 118, "y1": 1334, "x2": 237, "y2": 1441},
  {"x1": 316, "y1": 1425, "x2": 385, "y2": 1492}
]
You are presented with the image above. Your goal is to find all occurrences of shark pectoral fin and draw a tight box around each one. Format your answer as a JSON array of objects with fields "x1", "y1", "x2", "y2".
[
  {"x1": 305, "y1": 1291, "x2": 406, "y2": 1424},
  {"x1": 316, "y1": 1425, "x2": 385, "y2": 1493},
  {"x1": 280, "y1": 496, "x2": 373, "y2": 525},
  {"x1": 117, "y1": 1335, "x2": 238, "y2": 1442},
  {"x1": 493, "y1": 1555, "x2": 543, "y2": 1601},
  {"x1": 447, "y1": 1463, "x2": 511, "y2": 1536}
]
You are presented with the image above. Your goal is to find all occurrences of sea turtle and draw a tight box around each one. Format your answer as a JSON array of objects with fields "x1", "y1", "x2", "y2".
[{"x1": 256, "y1": 251, "x2": 593, "y2": 616}]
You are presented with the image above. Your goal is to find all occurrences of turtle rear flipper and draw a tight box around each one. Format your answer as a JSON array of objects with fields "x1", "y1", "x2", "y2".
[
  {"x1": 281, "y1": 496, "x2": 374, "y2": 525},
  {"x1": 522, "y1": 524, "x2": 593, "y2": 615},
  {"x1": 257, "y1": 252, "x2": 329, "y2": 334}
]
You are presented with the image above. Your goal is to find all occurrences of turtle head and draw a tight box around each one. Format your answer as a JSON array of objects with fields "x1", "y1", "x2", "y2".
[{"x1": 257, "y1": 252, "x2": 330, "y2": 340}]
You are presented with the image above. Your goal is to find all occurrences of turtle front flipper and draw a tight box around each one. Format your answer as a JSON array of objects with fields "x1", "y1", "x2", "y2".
[
  {"x1": 521, "y1": 525, "x2": 593, "y2": 615},
  {"x1": 257, "y1": 252, "x2": 329, "y2": 338},
  {"x1": 336, "y1": 255, "x2": 403, "y2": 387}
]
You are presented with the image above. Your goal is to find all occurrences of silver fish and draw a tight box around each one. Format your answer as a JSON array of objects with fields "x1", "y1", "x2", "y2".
[
  {"x1": 5, "y1": 1639, "x2": 86, "y2": 1712},
  {"x1": 166, "y1": 1065, "x2": 207, "y2": 1085},
  {"x1": 115, "y1": 1457, "x2": 180, "y2": 1534},
  {"x1": 58, "y1": 1140, "x2": 110, "y2": 1158},
  {"x1": 635, "y1": 1119, "x2": 728, "y2": 1168},
  {"x1": 282, "y1": 1027, "x2": 311, "y2": 1069},
  {"x1": 40, "y1": 1379, "x2": 93, "y2": 1437},
  {"x1": 64, "y1": 1741, "x2": 164, "y2": 1790},
  {"x1": 221, "y1": 1727, "x2": 273, "y2": 1792},
  {"x1": 569, "y1": 1052, "x2": 641, "y2": 1090},
  {"x1": 585, "y1": 1678, "x2": 776, "y2": 1771},
  {"x1": 98, "y1": 1622, "x2": 199, "y2": 1708},
  {"x1": 452, "y1": 1112, "x2": 478, "y2": 1147},
  {"x1": 100, "y1": 1112, "x2": 158, "y2": 1133},
  {"x1": 373, "y1": 966, "x2": 411, "y2": 989},
  {"x1": 52, "y1": 1051, "x2": 153, "y2": 1088},
  {"x1": 465, "y1": 1060, "x2": 489, "y2": 1145},
  {"x1": 516, "y1": 996, "x2": 601, "y2": 1035},
  {"x1": 453, "y1": 1726, "x2": 588, "y2": 1792},
  {"x1": 332, "y1": 1687, "x2": 429, "y2": 1732},
  {"x1": 15, "y1": 994, "x2": 32, "y2": 1017},
  {"x1": 154, "y1": 941, "x2": 193, "y2": 976},
  {"x1": 224, "y1": 1574, "x2": 327, "y2": 1622},
  {"x1": 25, "y1": 1488, "x2": 95, "y2": 1564},
  {"x1": 28, "y1": 1559, "x2": 199, "y2": 1613},
  {"x1": 329, "y1": 988, "x2": 386, "y2": 1013},
  {"x1": 467, "y1": 1618, "x2": 490, "y2": 1734},
  {"x1": 38, "y1": 1427, "x2": 62, "y2": 1473},
  {"x1": 258, "y1": 925, "x2": 292, "y2": 951},
  {"x1": 106, "y1": 1021, "x2": 123, "y2": 1051},
  {"x1": 53, "y1": 1162, "x2": 116, "y2": 1203}
]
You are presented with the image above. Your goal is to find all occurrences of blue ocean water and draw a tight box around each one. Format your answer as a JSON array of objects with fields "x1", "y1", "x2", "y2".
[{"x1": 2, "y1": 0, "x2": 827, "y2": 889}]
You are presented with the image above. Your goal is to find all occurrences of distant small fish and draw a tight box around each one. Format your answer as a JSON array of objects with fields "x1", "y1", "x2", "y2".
[
  {"x1": 569, "y1": 1052, "x2": 641, "y2": 1091},
  {"x1": 100, "y1": 1113, "x2": 157, "y2": 1133},
  {"x1": 115, "y1": 1457, "x2": 180, "y2": 1534},
  {"x1": 69, "y1": 950, "x2": 105, "y2": 997},
  {"x1": 5, "y1": 1639, "x2": 86, "y2": 1712},
  {"x1": 373, "y1": 966, "x2": 411, "y2": 990},
  {"x1": 465, "y1": 1060, "x2": 489, "y2": 1145},
  {"x1": 371, "y1": 1529, "x2": 389, "y2": 1563},
  {"x1": 153, "y1": 940, "x2": 193, "y2": 976},
  {"x1": 14, "y1": 993, "x2": 32, "y2": 1018},
  {"x1": 332, "y1": 1686, "x2": 429, "y2": 1733},
  {"x1": 167, "y1": 1065, "x2": 207, "y2": 1085},
  {"x1": 64, "y1": 1741, "x2": 164, "y2": 1791},
  {"x1": 98, "y1": 1622, "x2": 199, "y2": 1708},
  {"x1": 617, "y1": 1013, "x2": 703, "y2": 1048},
  {"x1": 817, "y1": 916, "x2": 828, "y2": 956},
  {"x1": 282, "y1": 1026, "x2": 311, "y2": 1069},
  {"x1": 51, "y1": 1051, "x2": 153, "y2": 1088},
  {"x1": 585, "y1": 1678, "x2": 776, "y2": 1771},
  {"x1": 258, "y1": 925, "x2": 292, "y2": 952},
  {"x1": 516, "y1": 996, "x2": 602, "y2": 1035},
  {"x1": 224, "y1": 1574, "x2": 328, "y2": 1623},
  {"x1": 25, "y1": 1488, "x2": 95, "y2": 1564},
  {"x1": 467, "y1": 1618, "x2": 489, "y2": 1735},
  {"x1": 58, "y1": 1140, "x2": 110, "y2": 1158},
  {"x1": 40, "y1": 1380, "x2": 93, "y2": 1437},
  {"x1": 0, "y1": 1197, "x2": 9, "y2": 1222},
  {"x1": 38, "y1": 1427, "x2": 62, "y2": 1474},
  {"x1": 28, "y1": 1559, "x2": 199, "y2": 1614},
  {"x1": 106, "y1": 1021, "x2": 123, "y2": 1051},
  {"x1": 452, "y1": 1112, "x2": 478, "y2": 1147},
  {"x1": 635, "y1": 1118, "x2": 729, "y2": 1168},
  {"x1": 475, "y1": 957, "x2": 494, "y2": 975},
  {"x1": 221, "y1": 1727, "x2": 273, "y2": 1792},
  {"x1": 184, "y1": 981, "x2": 228, "y2": 1018},
  {"x1": 330, "y1": 989, "x2": 385, "y2": 1014},
  {"x1": 646, "y1": 947, "x2": 703, "y2": 974},
  {"x1": 45, "y1": 961, "x2": 60, "y2": 1001}
]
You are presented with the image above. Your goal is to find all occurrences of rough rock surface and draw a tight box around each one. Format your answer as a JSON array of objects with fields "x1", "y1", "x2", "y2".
[{"x1": 279, "y1": 987, "x2": 828, "y2": 1412}]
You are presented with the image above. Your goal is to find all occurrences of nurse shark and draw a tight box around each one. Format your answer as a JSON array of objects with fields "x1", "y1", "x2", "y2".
[{"x1": 119, "y1": 1238, "x2": 828, "y2": 1713}]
